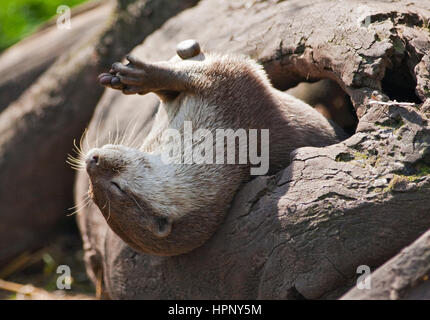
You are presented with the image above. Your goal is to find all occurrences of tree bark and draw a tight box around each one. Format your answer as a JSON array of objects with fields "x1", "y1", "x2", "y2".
[{"x1": 75, "y1": 0, "x2": 430, "y2": 299}]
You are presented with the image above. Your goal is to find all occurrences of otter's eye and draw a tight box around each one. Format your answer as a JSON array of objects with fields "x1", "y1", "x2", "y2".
[{"x1": 111, "y1": 181, "x2": 124, "y2": 193}]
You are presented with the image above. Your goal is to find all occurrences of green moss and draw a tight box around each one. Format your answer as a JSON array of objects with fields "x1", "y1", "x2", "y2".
[
  {"x1": 365, "y1": 155, "x2": 382, "y2": 167},
  {"x1": 335, "y1": 151, "x2": 383, "y2": 168},
  {"x1": 0, "y1": 0, "x2": 88, "y2": 52},
  {"x1": 383, "y1": 175, "x2": 407, "y2": 193},
  {"x1": 353, "y1": 151, "x2": 368, "y2": 160},
  {"x1": 383, "y1": 171, "x2": 428, "y2": 193}
]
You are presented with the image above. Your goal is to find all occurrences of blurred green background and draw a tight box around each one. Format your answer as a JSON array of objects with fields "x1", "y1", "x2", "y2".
[{"x1": 0, "y1": 0, "x2": 88, "y2": 52}]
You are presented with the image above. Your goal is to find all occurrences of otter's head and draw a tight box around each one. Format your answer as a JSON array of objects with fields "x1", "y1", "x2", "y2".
[
  {"x1": 85, "y1": 145, "x2": 175, "y2": 253},
  {"x1": 84, "y1": 144, "x2": 223, "y2": 256}
]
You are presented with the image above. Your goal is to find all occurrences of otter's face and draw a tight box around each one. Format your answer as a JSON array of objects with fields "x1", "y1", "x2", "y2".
[{"x1": 85, "y1": 144, "x2": 173, "y2": 245}]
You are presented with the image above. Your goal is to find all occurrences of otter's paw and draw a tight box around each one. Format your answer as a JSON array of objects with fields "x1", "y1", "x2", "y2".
[
  {"x1": 109, "y1": 55, "x2": 161, "y2": 95},
  {"x1": 97, "y1": 72, "x2": 124, "y2": 91}
]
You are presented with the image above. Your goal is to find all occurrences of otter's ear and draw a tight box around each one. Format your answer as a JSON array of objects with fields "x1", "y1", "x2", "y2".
[{"x1": 148, "y1": 216, "x2": 172, "y2": 238}]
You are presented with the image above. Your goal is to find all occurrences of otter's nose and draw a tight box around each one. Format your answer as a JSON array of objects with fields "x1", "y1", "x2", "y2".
[{"x1": 86, "y1": 153, "x2": 100, "y2": 171}]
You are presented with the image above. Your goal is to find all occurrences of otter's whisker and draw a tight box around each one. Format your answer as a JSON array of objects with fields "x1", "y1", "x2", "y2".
[
  {"x1": 95, "y1": 113, "x2": 104, "y2": 148},
  {"x1": 67, "y1": 196, "x2": 92, "y2": 216},
  {"x1": 129, "y1": 123, "x2": 145, "y2": 149},
  {"x1": 66, "y1": 161, "x2": 85, "y2": 171},
  {"x1": 67, "y1": 159, "x2": 84, "y2": 166},
  {"x1": 127, "y1": 121, "x2": 141, "y2": 148},
  {"x1": 127, "y1": 192, "x2": 145, "y2": 213},
  {"x1": 119, "y1": 117, "x2": 135, "y2": 146},
  {"x1": 101, "y1": 199, "x2": 108, "y2": 210},
  {"x1": 67, "y1": 153, "x2": 84, "y2": 163},
  {"x1": 72, "y1": 139, "x2": 85, "y2": 158},
  {"x1": 68, "y1": 194, "x2": 91, "y2": 210},
  {"x1": 67, "y1": 153, "x2": 86, "y2": 171},
  {"x1": 129, "y1": 134, "x2": 140, "y2": 150},
  {"x1": 69, "y1": 198, "x2": 91, "y2": 211},
  {"x1": 67, "y1": 163, "x2": 85, "y2": 169},
  {"x1": 114, "y1": 114, "x2": 120, "y2": 146},
  {"x1": 80, "y1": 127, "x2": 89, "y2": 154},
  {"x1": 121, "y1": 117, "x2": 140, "y2": 147},
  {"x1": 106, "y1": 199, "x2": 111, "y2": 222},
  {"x1": 84, "y1": 127, "x2": 92, "y2": 153},
  {"x1": 67, "y1": 165, "x2": 85, "y2": 171}
]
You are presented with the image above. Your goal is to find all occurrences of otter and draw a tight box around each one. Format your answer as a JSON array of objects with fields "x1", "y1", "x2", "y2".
[{"x1": 84, "y1": 40, "x2": 346, "y2": 256}]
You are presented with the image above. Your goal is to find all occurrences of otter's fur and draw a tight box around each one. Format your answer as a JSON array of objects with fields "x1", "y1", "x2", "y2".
[{"x1": 85, "y1": 43, "x2": 346, "y2": 256}]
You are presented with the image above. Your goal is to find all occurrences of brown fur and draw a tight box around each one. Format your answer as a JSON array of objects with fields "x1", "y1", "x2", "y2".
[{"x1": 85, "y1": 46, "x2": 346, "y2": 256}]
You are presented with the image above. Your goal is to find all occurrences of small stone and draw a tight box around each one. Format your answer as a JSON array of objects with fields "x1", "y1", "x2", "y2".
[{"x1": 176, "y1": 39, "x2": 201, "y2": 59}]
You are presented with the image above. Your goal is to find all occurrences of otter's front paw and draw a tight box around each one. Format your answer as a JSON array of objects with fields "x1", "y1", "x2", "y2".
[
  {"x1": 98, "y1": 55, "x2": 153, "y2": 95},
  {"x1": 98, "y1": 71, "x2": 124, "y2": 91},
  {"x1": 111, "y1": 55, "x2": 160, "y2": 95}
]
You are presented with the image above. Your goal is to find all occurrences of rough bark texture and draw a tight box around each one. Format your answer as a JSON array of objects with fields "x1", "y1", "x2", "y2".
[
  {"x1": 342, "y1": 228, "x2": 430, "y2": 299},
  {"x1": 0, "y1": 0, "x2": 199, "y2": 266},
  {"x1": 75, "y1": 0, "x2": 430, "y2": 299}
]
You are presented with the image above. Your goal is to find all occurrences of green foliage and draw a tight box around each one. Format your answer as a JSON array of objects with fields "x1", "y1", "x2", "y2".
[{"x1": 0, "y1": 0, "x2": 87, "y2": 52}]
